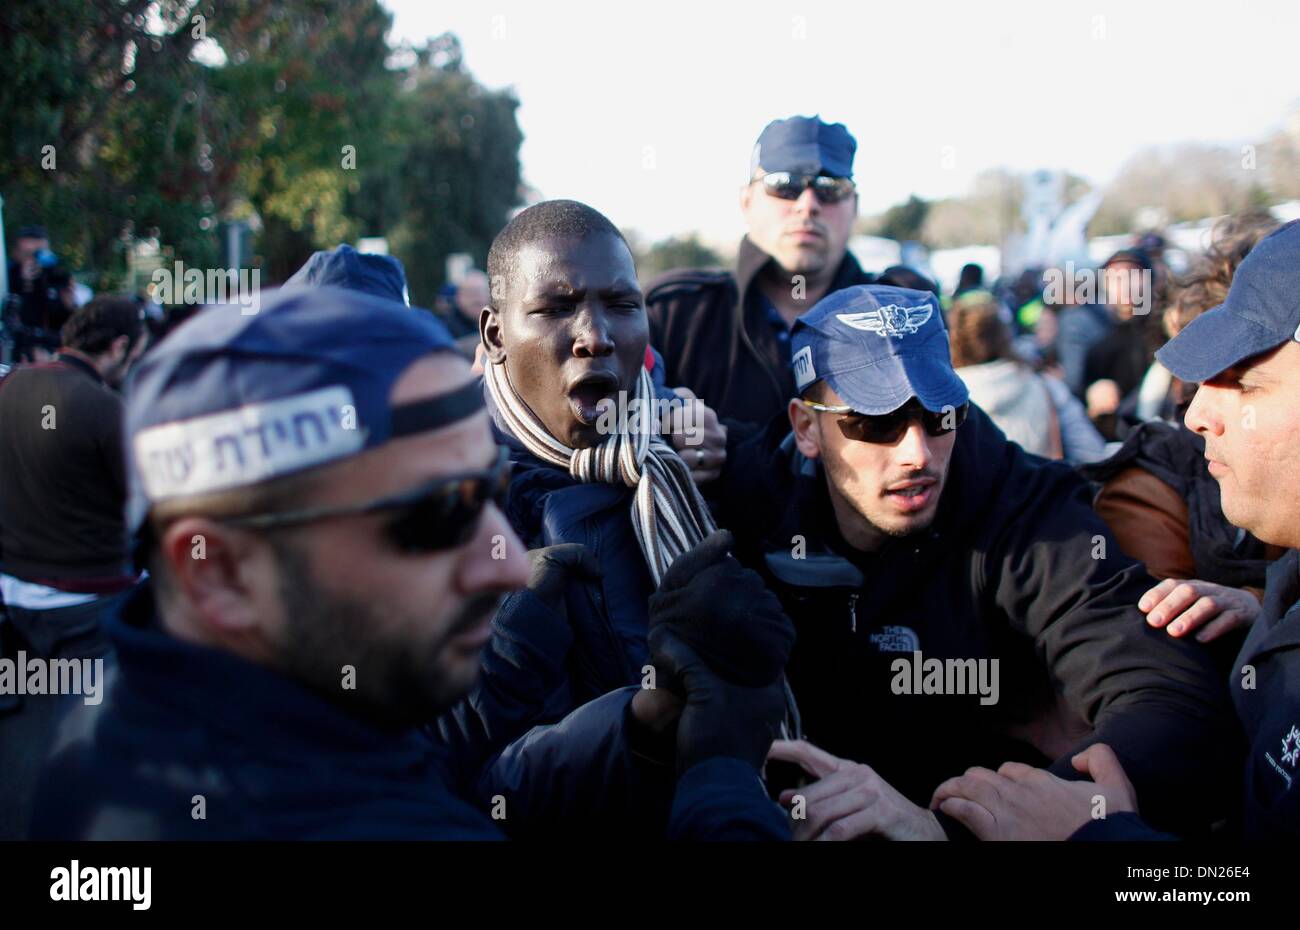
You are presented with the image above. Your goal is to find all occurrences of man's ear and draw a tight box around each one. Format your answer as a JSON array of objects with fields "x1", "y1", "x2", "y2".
[
  {"x1": 109, "y1": 333, "x2": 130, "y2": 363},
  {"x1": 481, "y1": 305, "x2": 507, "y2": 365},
  {"x1": 739, "y1": 182, "x2": 754, "y2": 215},
  {"x1": 159, "y1": 517, "x2": 271, "y2": 637},
  {"x1": 789, "y1": 397, "x2": 822, "y2": 460}
]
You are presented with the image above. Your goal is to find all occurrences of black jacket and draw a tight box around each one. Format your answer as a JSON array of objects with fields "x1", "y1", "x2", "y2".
[
  {"x1": 0, "y1": 354, "x2": 133, "y2": 588},
  {"x1": 646, "y1": 238, "x2": 874, "y2": 430},
  {"x1": 716, "y1": 405, "x2": 1241, "y2": 836},
  {"x1": 1074, "y1": 548, "x2": 1300, "y2": 841},
  {"x1": 34, "y1": 585, "x2": 789, "y2": 841}
]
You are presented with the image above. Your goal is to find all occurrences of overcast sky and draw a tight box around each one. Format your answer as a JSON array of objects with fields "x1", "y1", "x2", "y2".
[{"x1": 385, "y1": 0, "x2": 1300, "y2": 246}]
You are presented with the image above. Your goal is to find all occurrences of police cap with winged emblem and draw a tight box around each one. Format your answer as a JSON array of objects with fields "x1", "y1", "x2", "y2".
[
  {"x1": 124, "y1": 286, "x2": 473, "y2": 535},
  {"x1": 790, "y1": 284, "x2": 969, "y2": 415}
]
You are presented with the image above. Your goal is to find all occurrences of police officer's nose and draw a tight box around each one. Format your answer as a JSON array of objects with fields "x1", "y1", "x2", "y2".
[
  {"x1": 1183, "y1": 384, "x2": 1224, "y2": 438},
  {"x1": 794, "y1": 184, "x2": 822, "y2": 217},
  {"x1": 457, "y1": 503, "x2": 530, "y2": 595}
]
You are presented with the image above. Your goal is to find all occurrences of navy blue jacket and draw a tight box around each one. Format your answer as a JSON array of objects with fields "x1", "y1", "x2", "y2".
[
  {"x1": 1074, "y1": 548, "x2": 1300, "y2": 841},
  {"x1": 31, "y1": 584, "x2": 789, "y2": 840},
  {"x1": 478, "y1": 362, "x2": 680, "y2": 714}
]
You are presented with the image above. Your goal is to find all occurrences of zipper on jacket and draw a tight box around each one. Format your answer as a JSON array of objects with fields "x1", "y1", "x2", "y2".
[{"x1": 848, "y1": 592, "x2": 859, "y2": 633}]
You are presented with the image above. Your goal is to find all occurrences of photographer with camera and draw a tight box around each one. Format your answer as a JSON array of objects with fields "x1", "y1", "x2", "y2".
[{"x1": 4, "y1": 225, "x2": 77, "y2": 362}]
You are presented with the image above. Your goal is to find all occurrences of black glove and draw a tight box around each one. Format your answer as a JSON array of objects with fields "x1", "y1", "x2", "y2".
[
  {"x1": 648, "y1": 624, "x2": 787, "y2": 775},
  {"x1": 525, "y1": 544, "x2": 602, "y2": 618},
  {"x1": 648, "y1": 529, "x2": 794, "y2": 688}
]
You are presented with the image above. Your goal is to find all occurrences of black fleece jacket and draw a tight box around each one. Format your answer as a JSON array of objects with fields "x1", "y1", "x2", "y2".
[{"x1": 716, "y1": 405, "x2": 1242, "y2": 837}]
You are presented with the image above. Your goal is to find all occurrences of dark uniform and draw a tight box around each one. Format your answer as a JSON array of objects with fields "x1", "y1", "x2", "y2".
[
  {"x1": 1072, "y1": 548, "x2": 1300, "y2": 841},
  {"x1": 719, "y1": 405, "x2": 1241, "y2": 838}
]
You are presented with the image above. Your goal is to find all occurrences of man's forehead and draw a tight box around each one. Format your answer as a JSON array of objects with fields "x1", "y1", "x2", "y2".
[{"x1": 514, "y1": 236, "x2": 638, "y2": 297}]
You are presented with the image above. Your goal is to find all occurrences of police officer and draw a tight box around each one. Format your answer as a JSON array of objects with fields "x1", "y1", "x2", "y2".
[
  {"x1": 30, "y1": 286, "x2": 793, "y2": 840},
  {"x1": 933, "y1": 220, "x2": 1300, "y2": 841},
  {"x1": 646, "y1": 116, "x2": 874, "y2": 430},
  {"x1": 716, "y1": 284, "x2": 1237, "y2": 840}
]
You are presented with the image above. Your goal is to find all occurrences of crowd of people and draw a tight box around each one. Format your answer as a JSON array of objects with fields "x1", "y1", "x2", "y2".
[{"x1": 0, "y1": 115, "x2": 1297, "y2": 842}]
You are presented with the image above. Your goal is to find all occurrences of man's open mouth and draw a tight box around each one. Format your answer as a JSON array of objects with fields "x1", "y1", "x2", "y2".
[{"x1": 567, "y1": 372, "x2": 621, "y2": 426}]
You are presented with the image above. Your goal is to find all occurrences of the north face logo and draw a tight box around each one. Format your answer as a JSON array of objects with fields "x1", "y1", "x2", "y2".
[
  {"x1": 868, "y1": 625, "x2": 920, "y2": 653},
  {"x1": 837, "y1": 303, "x2": 933, "y2": 337}
]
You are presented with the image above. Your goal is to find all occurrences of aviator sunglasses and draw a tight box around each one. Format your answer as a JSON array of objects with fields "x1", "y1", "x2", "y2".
[
  {"x1": 222, "y1": 445, "x2": 512, "y2": 554},
  {"x1": 801, "y1": 398, "x2": 969, "y2": 444},
  {"x1": 759, "y1": 171, "x2": 857, "y2": 205}
]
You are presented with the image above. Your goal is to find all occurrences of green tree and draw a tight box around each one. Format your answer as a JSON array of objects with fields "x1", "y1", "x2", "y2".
[
  {"x1": 2, "y1": 6, "x2": 523, "y2": 302},
  {"x1": 630, "y1": 233, "x2": 723, "y2": 283},
  {"x1": 1, "y1": 0, "x2": 208, "y2": 288},
  {"x1": 876, "y1": 195, "x2": 930, "y2": 244},
  {"x1": 365, "y1": 33, "x2": 524, "y2": 304}
]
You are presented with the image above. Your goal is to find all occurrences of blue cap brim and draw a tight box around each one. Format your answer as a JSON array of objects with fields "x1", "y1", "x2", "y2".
[
  {"x1": 1155, "y1": 302, "x2": 1289, "y2": 383},
  {"x1": 825, "y1": 354, "x2": 970, "y2": 416}
]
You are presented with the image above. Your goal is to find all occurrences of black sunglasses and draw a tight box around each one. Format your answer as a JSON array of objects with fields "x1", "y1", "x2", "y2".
[
  {"x1": 222, "y1": 446, "x2": 512, "y2": 554},
  {"x1": 759, "y1": 171, "x2": 856, "y2": 205},
  {"x1": 802, "y1": 398, "x2": 968, "y2": 444}
]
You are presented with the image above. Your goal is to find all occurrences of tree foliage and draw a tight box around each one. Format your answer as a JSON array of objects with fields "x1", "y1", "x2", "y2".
[{"x1": 0, "y1": 3, "x2": 523, "y2": 301}]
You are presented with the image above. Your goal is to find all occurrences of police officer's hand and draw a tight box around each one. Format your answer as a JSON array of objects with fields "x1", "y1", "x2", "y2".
[
  {"x1": 648, "y1": 529, "x2": 794, "y2": 689},
  {"x1": 663, "y1": 387, "x2": 726, "y2": 485},
  {"x1": 525, "y1": 544, "x2": 602, "y2": 618},
  {"x1": 1139, "y1": 577, "x2": 1261, "y2": 642},
  {"x1": 648, "y1": 623, "x2": 787, "y2": 775},
  {"x1": 930, "y1": 743, "x2": 1138, "y2": 841},
  {"x1": 769, "y1": 740, "x2": 947, "y2": 841}
]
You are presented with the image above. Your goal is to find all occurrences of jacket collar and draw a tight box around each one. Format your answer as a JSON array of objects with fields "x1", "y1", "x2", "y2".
[
  {"x1": 1239, "y1": 548, "x2": 1300, "y2": 664},
  {"x1": 53, "y1": 351, "x2": 106, "y2": 386},
  {"x1": 733, "y1": 235, "x2": 869, "y2": 325},
  {"x1": 106, "y1": 584, "x2": 437, "y2": 764}
]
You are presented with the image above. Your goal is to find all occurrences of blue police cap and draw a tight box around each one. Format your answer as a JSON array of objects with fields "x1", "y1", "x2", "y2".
[
  {"x1": 287, "y1": 244, "x2": 410, "y2": 306},
  {"x1": 1157, "y1": 219, "x2": 1300, "y2": 383},
  {"x1": 791, "y1": 285, "x2": 969, "y2": 415},
  {"x1": 750, "y1": 115, "x2": 856, "y2": 179},
  {"x1": 125, "y1": 286, "x2": 464, "y2": 533}
]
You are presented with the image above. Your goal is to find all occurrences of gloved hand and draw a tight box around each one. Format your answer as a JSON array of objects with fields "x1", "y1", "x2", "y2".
[
  {"x1": 648, "y1": 529, "x2": 794, "y2": 688},
  {"x1": 525, "y1": 544, "x2": 602, "y2": 618},
  {"x1": 648, "y1": 623, "x2": 788, "y2": 775}
]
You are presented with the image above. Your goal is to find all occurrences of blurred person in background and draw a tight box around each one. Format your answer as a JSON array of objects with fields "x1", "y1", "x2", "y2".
[
  {"x1": 1081, "y1": 248, "x2": 1162, "y2": 439},
  {"x1": 4, "y1": 225, "x2": 77, "y2": 362},
  {"x1": 448, "y1": 268, "x2": 490, "y2": 352},
  {"x1": 0, "y1": 296, "x2": 147, "y2": 839},
  {"x1": 1081, "y1": 213, "x2": 1285, "y2": 671},
  {"x1": 949, "y1": 292, "x2": 1105, "y2": 463},
  {"x1": 951, "y1": 262, "x2": 984, "y2": 300},
  {"x1": 1051, "y1": 263, "x2": 1112, "y2": 401},
  {"x1": 432, "y1": 281, "x2": 459, "y2": 323}
]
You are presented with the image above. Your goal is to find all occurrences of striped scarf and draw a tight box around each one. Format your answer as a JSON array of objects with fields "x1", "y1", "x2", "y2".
[{"x1": 485, "y1": 360, "x2": 717, "y2": 587}]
